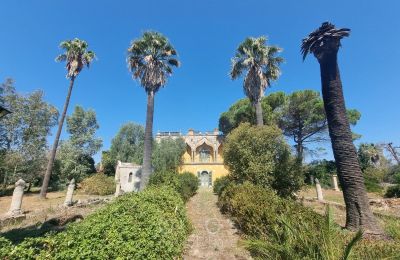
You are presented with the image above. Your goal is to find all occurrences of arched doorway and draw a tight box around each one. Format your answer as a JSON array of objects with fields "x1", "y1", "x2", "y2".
[{"x1": 199, "y1": 170, "x2": 212, "y2": 187}]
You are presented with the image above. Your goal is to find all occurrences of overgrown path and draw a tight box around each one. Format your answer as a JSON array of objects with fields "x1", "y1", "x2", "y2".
[{"x1": 184, "y1": 188, "x2": 251, "y2": 260}]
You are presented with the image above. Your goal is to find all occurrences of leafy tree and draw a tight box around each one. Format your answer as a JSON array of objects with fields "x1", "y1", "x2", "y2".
[
  {"x1": 0, "y1": 79, "x2": 58, "y2": 191},
  {"x1": 306, "y1": 160, "x2": 337, "y2": 187},
  {"x1": 100, "y1": 151, "x2": 116, "y2": 176},
  {"x1": 152, "y1": 138, "x2": 186, "y2": 172},
  {"x1": 57, "y1": 106, "x2": 102, "y2": 181},
  {"x1": 219, "y1": 90, "x2": 361, "y2": 163},
  {"x1": 230, "y1": 36, "x2": 284, "y2": 126},
  {"x1": 41, "y1": 39, "x2": 95, "y2": 198},
  {"x1": 223, "y1": 123, "x2": 302, "y2": 197},
  {"x1": 127, "y1": 31, "x2": 180, "y2": 190},
  {"x1": 302, "y1": 22, "x2": 380, "y2": 232}
]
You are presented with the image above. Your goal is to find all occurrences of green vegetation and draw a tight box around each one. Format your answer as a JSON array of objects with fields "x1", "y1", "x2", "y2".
[
  {"x1": 213, "y1": 176, "x2": 231, "y2": 196},
  {"x1": 223, "y1": 123, "x2": 302, "y2": 197},
  {"x1": 0, "y1": 186, "x2": 190, "y2": 259},
  {"x1": 148, "y1": 170, "x2": 199, "y2": 202},
  {"x1": 218, "y1": 182, "x2": 400, "y2": 259},
  {"x1": 80, "y1": 173, "x2": 115, "y2": 196},
  {"x1": 152, "y1": 137, "x2": 186, "y2": 172},
  {"x1": 127, "y1": 31, "x2": 180, "y2": 190}
]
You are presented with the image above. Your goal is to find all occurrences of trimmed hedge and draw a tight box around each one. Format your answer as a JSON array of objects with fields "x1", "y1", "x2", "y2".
[
  {"x1": 218, "y1": 182, "x2": 400, "y2": 259},
  {"x1": 80, "y1": 173, "x2": 115, "y2": 195},
  {"x1": 149, "y1": 171, "x2": 199, "y2": 202},
  {"x1": 1, "y1": 186, "x2": 190, "y2": 259}
]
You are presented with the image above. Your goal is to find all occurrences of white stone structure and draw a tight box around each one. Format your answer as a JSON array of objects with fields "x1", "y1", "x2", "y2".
[
  {"x1": 64, "y1": 178, "x2": 76, "y2": 206},
  {"x1": 315, "y1": 178, "x2": 324, "y2": 201},
  {"x1": 7, "y1": 179, "x2": 26, "y2": 216},
  {"x1": 115, "y1": 161, "x2": 142, "y2": 195},
  {"x1": 331, "y1": 174, "x2": 339, "y2": 191}
]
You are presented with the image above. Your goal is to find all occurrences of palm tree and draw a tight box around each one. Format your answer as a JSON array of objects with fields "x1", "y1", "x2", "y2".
[
  {"x1": 127, "y1": 31, "x2": 180, "y2": 190},
  {"x1": 39, "y1": 39, "x2": 95, "y2": 198},
  {"x1": 230, "y1": 36, "x2": 283, "y2": 126},
  {"x1": 301, "y1": 22, "x2": 381, "y2": 233}
]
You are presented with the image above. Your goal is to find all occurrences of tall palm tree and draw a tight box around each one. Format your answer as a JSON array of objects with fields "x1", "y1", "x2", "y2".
[
  {"x1": 301, "y1": 22, "x2": 381, "y2": 233},
  {"x1": 127, "y1": 31, "x2": 180, "y2": 190},
  {"x1": 230, "y1": 36, "x2": 283, "y2": 126},
  {"x1": 39, "y1": 39, "x2": 95, "y2": 198}
]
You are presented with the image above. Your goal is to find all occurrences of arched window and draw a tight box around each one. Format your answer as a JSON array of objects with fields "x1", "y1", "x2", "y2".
[
  {"x1": 128, "y1": 172, "x2": 133, "y2": 183},
  {"x1": 199, "y1": 148, "x2": 211, "y2": 162}
]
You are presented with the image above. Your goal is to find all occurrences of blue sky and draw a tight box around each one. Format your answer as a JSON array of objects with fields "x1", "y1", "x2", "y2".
[{"x1": 1, "y1": 0, "x2": 399, "y2": 162}]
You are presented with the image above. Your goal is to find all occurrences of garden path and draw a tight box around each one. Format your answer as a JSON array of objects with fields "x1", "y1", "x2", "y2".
[{"x1": 183, "y1": 187, "x2": 251, "y2": 260}]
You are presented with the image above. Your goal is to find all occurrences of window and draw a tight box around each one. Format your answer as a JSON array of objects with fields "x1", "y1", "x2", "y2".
[
  {"x1": 128, "y1": 172, "x2": 133, "y2": 182},
  {"x1": 199, "y1": 148, "x2": 211, "y2": 162}
]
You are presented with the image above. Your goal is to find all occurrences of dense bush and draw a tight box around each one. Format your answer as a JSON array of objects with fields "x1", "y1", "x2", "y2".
[
  {"x1": 213, "y1": 175, "x2": 232, "y2": 196},
  {"x1": 385, "y1": 184, "x2": 400, "y2": 198},
  {"x1": 0, "y1": 186, "x2": 190, "y2": 259},
  {"x1": 79, "y1": 173, "x2": 115, "y2": 195},
  {"x1": 223, "y1": 123, "x2": 302, "y2": 197},
  {"x1": 305, "y1": 160, "x2": 336, "y2": 187},
  {"x1": 149, "y1": 170, "x2": 199, "y2": 202},
  {"x1": 218, "y1": 182, "x2": 400, "y2": 259}
]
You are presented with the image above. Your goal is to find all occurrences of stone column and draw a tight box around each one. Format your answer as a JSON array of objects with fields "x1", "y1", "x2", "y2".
[
  {"x1": 64, "y1": 179, "x2": 75, "y2": 206},
  {"x1": 310, "y1": 175, "x2": 315, "y2": 185},
  {"x1": 315, "y1": 178, "x2": 323, "y2": 201},
  {"x1": 7, "y1": 179, "x2": 26, "y2": 216},
  {"x1": 332, "y1": 174, "x2": 339, "y2": 191}
]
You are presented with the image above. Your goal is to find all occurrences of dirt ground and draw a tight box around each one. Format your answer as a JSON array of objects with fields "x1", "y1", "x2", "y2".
[
  {"x1": 0, "y1": 190, "x2": 108, "y2": 234},
  {"x1": 183, "y1": 188, "x2": 251, "y2": 260}
]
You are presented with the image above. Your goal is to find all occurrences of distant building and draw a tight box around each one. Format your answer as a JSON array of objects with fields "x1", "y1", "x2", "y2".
[
  {"x1": 155, "y1": 129, "x2": 229, "y2": 187},
  {"x1": 114, "y1": 161, "x2": 141, "y2": 194}
]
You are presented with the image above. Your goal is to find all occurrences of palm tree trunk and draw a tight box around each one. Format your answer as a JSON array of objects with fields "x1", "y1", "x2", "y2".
[
  {"x1": 319, "y1": 53, "x2": 381, "y2": 233},
  {"x1": 140, "y1": 91, "x2": 155, "y2": 191},
  {"x1": 39, "y1": 77, "x2": 75, "y2": 198},
  {"x1": 255, "y1": 100, "x2": 264, "y2": 126}
]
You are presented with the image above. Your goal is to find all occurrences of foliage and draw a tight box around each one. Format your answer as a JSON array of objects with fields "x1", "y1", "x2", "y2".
[
  {"x1": 213, "y1": 175, "x2": 232, "y2": 196},
  {"x1": 103, "y1": 122, "x2": 145, "y2": 175},
  {"x1": 0, "y1": 79, "x2": 58, "y2": 189},
  {"x1": 148, "y1": 170, "x2": 199, "y2": 202},
  {"x1": 385, "y1": 184, "x2": 400, "y2": 198},
  {"x1": 80, "y1": 173, "x2": 115, "y2": 195},
  {"x1": 57, "y1": 106, "x2": 102, "y2": 182},
  {"x1": 152, "y1": 137, "x2": 186, "y2": 172},
  {"x1": 230, "y1": 36, "x2": 283, "y2": 105},
  {"x1": 1, "y1": 186, "x2": 190, "y2": 259},
  {"x1": 305, "y1": 160, "x2": 336, "y2": 187},
  {"x1": 55, "y1": 38, "x2": 96, "y2": 79},
  {"x1": 223, "y1": 123, "x2": 302, "y2": 197},
  {"x1": 218, "y1": 182, "x2": 400, "y2": 259}
]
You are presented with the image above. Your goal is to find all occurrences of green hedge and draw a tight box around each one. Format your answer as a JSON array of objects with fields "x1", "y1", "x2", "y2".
[
  {"x1": 213, "y1": 175, "x2": 231, "y2": 196},
  {"x1": 80, "y1": 173, "x2": 115, "y2": 195},
  {"x1": 218, "y1": 182, "x2": 400, "y2": 259},
  {"x1": 149, "y1": 171, "x2": 199, "y2": 202},
  {"x1": 1, "y1": 186, "x2": 190, "y2": 259}
]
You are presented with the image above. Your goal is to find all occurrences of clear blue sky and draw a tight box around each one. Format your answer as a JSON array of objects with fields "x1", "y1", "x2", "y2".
[{"x1": 1, "y1": 0, "x2": 399, "y2": 162}]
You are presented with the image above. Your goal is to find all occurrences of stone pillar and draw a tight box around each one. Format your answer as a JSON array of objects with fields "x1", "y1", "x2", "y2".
[
  {"x1": 332, "y1": 174, "x2": 339, "y2": 191},
  {"x1": 315, "y1": 178, "x2": 323, "y2": 201},
  {"x1": 310, "y1": 175, "x2": 315, "y2": 185},
  {"x1": 7, "y1": 179, "x2": 26, "y2": 216},
  {"x1": 64, "y1": 179, "x2": 75, "y2": 206}
]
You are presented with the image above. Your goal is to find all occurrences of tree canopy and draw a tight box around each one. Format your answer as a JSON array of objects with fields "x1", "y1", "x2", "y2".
[{"x1": 152, "y1": 138, "x2": 186, "y2": 172}]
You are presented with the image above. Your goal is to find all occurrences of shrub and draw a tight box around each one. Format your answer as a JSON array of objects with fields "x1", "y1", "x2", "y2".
[
  {"x1": 1, "y1": 186, "x2": 190, "y2": 259},
  {"x1": 213, "y1": 175, "x2": 232, "y2": 196},
  {"x1": 79, "y1": 173, "x2": 115, "y2": 195},
  {"x1": 223, "y1": 123, "x2": 302, "y2": 197},
  {"x1": 305, "y1": 160, "x2": 336, "y2": 187},
  {"x1": 218, "y1": 182, "x2": 400, "y2": 259},
  {"x1": 149, "y1": 170, "x2": 198, "y2": 202},
  {"x1": 385, "y1": 184, "x2": 400, "y2": 198},
  {"x1": 177, "y1": 172, "x2": 199, "y2": 201}
]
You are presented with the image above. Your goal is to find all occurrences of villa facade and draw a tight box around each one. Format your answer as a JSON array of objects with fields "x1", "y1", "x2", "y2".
[{"x1": 155, "y1": 129, "x2": 229, "y2": 187}]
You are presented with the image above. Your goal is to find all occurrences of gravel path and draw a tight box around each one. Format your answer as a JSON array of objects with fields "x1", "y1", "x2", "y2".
[{"x1": 183, "y1": 187, "x2": 251, "y2": 260}]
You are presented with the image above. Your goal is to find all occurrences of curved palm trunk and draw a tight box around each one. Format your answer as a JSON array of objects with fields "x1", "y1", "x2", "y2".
[
  {"x1": 319, "y1": 53, "x2": 381, "y2": 233},
  {"x1": 140, "y1": 91, "x2": 154, "y2": 191},
  {"x1": 254, "y1": 100, "x2": 264, "y2": 126},
  {"x1": 39, "y1": 77, "x2": 75, "y2": 198}
]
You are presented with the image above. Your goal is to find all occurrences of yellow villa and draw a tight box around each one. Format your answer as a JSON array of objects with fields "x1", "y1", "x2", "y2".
[{"x1": 155, "y1": 129, "x2": 229, "y2": 187}]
